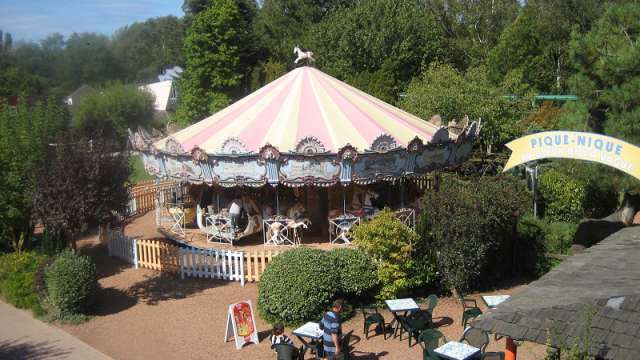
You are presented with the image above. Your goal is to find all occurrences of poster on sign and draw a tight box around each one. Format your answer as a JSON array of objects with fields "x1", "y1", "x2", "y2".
[{"x1": 224, "y1": 300, "x2": 259, "y2": 349}]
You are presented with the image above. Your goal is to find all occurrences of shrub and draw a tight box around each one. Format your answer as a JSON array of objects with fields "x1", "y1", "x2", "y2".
[
  {"x1": 45, "y1": 251, "x2": 98, "y2": 319},
  {"x1": 258, "y1": 248, "x2": 338, "y2": 325},
  {"x1": 418, "y1": 175, "x2": 531, "y2": 292},
  {"x1": 539, "y1": 168, "x2": 587, "y2": 222},
  {"x1": 0, "y1": 251, "x2": 49, "y2": 315},
  {"x1": 353, "y1": 209, "x2": 419, "y2": 301},
  {"x1": 328, "y1": 248, "x2": 379, "y2": 298}
]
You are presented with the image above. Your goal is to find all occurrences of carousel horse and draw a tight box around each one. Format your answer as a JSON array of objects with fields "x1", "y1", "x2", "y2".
[
  {"x1": 294, "y1": 46, "x2": 315, "y2": 64},
  {"x1": 287, "y1": 202, "x2": 307, "y2": 220}
]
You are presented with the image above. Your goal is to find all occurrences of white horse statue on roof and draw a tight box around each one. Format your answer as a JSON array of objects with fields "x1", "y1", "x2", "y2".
[{"x1": 294, "y1": 46, "x2": 315, "y2": 64}]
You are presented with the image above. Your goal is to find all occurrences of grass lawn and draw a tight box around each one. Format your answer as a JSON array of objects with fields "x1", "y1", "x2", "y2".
[{"x1": 130, "y1": 154, "x2": 153, "y2": 183}]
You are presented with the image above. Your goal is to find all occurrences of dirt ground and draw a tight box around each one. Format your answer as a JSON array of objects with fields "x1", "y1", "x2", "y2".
[{"x1": 57, "y1": 214, "x2": 549, "y2": 360}]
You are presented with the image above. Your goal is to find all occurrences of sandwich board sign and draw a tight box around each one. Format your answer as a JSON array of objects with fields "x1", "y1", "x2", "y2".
[{"x1": 224, "y1": 300, "x2": 259, "y2": 349}]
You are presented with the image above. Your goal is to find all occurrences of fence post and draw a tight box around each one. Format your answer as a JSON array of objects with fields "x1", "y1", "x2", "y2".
[
  {"x1": 239, "y1": 251, "x2": 245, "y2": 286},
  {"x1": 107, "y1": 228, "x2": 112, "y2": 257},
  {"x1": 133, "y1": 238, "x2": 138, "y2": 268},
  {"x1": 179, "y1": 248, "x2": 185, "y2": 279}
]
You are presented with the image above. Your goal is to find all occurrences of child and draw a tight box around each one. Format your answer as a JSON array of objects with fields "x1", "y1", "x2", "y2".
[{"x1": 271, "y1": 323, "x2": 294, "y2": 348}]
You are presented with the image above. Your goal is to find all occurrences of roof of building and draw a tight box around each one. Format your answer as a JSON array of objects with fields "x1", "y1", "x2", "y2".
[
  {"x1": 472, "y1": 226, "x2": 640, "y2": 360},
  {"x1": 155, "y1": 66, "x2": 444, "y2": 154},
  {"x1": 65, "y1": 84, "x2": 96, "y2": 106},
  {"x1": 139, "y1": 80, "x2": 173, "y2": 111}
]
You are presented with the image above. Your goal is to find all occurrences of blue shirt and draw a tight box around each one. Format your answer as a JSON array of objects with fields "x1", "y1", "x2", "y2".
[{"x1": 321, "y1": 311, "x2": 342, "y2": 353}]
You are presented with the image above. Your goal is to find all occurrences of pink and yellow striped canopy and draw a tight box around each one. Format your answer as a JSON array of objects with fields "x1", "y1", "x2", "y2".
[{"x1": 157, "y1": 66, "x2": 441, "y2": 154}]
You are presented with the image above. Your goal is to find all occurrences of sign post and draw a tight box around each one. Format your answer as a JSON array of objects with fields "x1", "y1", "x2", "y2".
[
  {"x1": 224, "y1": 300, "x2": 259, "y2": 350},
  {"x1": 504, "y1": 131, "x2": 640, "y2": 181}
]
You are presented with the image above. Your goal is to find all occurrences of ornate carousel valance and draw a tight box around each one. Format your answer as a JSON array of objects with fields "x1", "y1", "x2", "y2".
[{"x1": 130, "y1": 66, "x2": 480, "y2": 187}]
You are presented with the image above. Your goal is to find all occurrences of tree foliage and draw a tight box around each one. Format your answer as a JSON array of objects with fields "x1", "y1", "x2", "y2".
[
  {"x1": 176, "y1": 0, "x2": 250, "y2": 125},
  {"x1": 307, "y1": 0, "x2": 444, "y2": 99},
  {"x1": 73, "y1": 83, "x2": 156, "y2": 142},
  {"x1": 352, "y1": 209, "x2": 419, "y2": 301},
  {"x1": 418, "y1": 175, "x2": 531, "y2": 292},
  {"x1": 32, "y1": 135, "x2": 131, "y2": 249},
  {"x1": 488, "y1": 0, "x2": 607, "y2": 93},
  {"x1": 427, "y1": 0, "x2": 520, "y2": 69},
  {"x1": 111, "y1": 16, "x2": 185, "y2": 82},
  {"x1": 0, "y1": 98, "x2": 66, "y2": 250},
  {"x1": 567, "y1": 2, "x2": 640, "y2": 144},
  {"x1": 400, "y1": 62, "x2": 531, "y2": 151}
]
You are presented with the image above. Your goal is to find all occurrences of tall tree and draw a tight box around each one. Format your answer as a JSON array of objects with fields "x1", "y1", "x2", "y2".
[
  {"x1": 307, "y1": 0, "x2": 444, "y2": 100},
  {"x1": 32, "y1": 135, "x2": 131, "y2": 250},
  {"x1": 61, "y1": 33, "x2": 119, "y2": 90},
  {"x1": 176, "y1": 0, "x2": 250, "y2": 125},
  {"x1": 111, "y1": 16, "x2": 185, "y2": 82},
  {"x1": 254, "y1": 0, "x2": 352, "y2": 63},
  {"x1": 564, "y1": 2, "x2": 640, "y2": 144},
  {"x1": 488, "y1": 0, "x2": 607, "y2": 93},
  {"x1": 0, "y1": 98, "x2": 66, "y2": 249},
  {"x1": 73, "y1": 84, "x2": 156, "y2": 143},
  {"x1": 400, "y1": 63, "x2": 531, "y2": 152},
  {"x1": 426, "y1": 0, "x2": 521, "y2": 70}
]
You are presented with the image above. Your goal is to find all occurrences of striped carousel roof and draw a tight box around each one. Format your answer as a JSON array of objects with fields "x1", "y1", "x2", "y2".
[{"x1": 157, "y1": 66, "x2": 443, "y2": 154}]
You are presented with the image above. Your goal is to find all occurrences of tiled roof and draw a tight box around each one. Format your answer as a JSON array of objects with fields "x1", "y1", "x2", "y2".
[{"x1": 472, "y1": 226, "x2": 640, "y2": 359}]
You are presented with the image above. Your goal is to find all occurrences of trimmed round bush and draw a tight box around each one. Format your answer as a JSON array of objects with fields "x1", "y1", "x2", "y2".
[
  {"x1": 45, "y1": 251, "x2": 98, "y2": 318},
  {"x1": 329, "y1": 248, "x2": 378, "y2": 297},
  {"x1": 258, "y1": 248, "x2": 338, "y2": 325}
]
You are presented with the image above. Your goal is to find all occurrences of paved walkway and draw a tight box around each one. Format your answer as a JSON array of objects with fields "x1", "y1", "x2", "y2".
[{"x1": 0, "y1": 300, "x2": 112, "y2": 360}]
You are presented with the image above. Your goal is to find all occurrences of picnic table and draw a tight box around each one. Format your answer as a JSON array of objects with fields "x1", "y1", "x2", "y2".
[
  {"x1": 481, "y1": 295, "x2": 511, "y2": 309},
  {"x1": 292, "y1": 322, "x2": 323, "y2": 359},
  {"x1": 434, "y1": 341, "x2": 481, "y2": 360},
  {"x1": 385, "y1": 298, "x2": 420, "y2": 338}
]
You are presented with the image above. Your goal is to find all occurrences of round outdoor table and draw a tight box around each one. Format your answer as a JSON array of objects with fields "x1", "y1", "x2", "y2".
[{"x1": 292, "y1": 322, "x2": 324, "y2": 360}]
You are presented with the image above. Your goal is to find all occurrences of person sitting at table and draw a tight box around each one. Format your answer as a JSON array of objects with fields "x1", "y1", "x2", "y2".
[{"x1": 270, "y1": 323, "x2": 294, "y2": 347}]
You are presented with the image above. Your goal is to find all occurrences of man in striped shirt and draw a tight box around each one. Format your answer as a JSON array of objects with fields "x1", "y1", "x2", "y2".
[{"x1": 321, "y1": 299, "x2": 344, "y2": 360}]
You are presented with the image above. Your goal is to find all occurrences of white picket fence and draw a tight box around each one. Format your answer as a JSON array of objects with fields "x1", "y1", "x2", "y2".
[
  {"x1": 107, "y1": 230, "x2": 137, "y2": 265},
  {"x1": 106, "y1": 229, "x2": 245, "y2": 285},
  {"x1": 179, "y1": 248, "x2": 245, "y2": 285}
]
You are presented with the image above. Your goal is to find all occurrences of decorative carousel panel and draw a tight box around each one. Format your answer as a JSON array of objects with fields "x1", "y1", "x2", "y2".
[
  {"x1": 164, "y1": 156, "x2": 185, "y2": 179},
  {"x1": 142, "y1": 153, "x2": 162, "y2": 175},
  {"x1": 213, "y1": 157, "x2": 267, "y2": 185},
  {"x1": 415, "y1": 145, "x2": 452, "y2": 171},
  {"x1": 370, "y1": 134, "x2": 398, "y2": 153},
  {"x1": 181, "y1": 160, "x2": 216, "y2": 184},
  {"x1": 295, "y1": 136, "x2": 327, "y2": 155},
  {"x1": 221, "y1": 137, "x2": 249, "y2": 155},
  {"x1": 280, "y1": 157, "x2": 340, "y2": 185},
  {"x1": 352, "y1": 152, "x2": 407, "y2": 182}
]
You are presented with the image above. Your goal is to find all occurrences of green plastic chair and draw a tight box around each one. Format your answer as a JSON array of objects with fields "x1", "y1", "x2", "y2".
[
  {"x1": 273, "y1": 343, "x2": 305, "y2": 360},
  {"x1": 481, "y1": 352, "x2": 505, "y2": 360},
  {"x1": 417, "y1": 329, "x2": 447, "y2": 360},
  {"x1": 361, "y1": 305, "x2": 387, "y2": 339},
  {"x1": 399, "y1": 311, "x2": 430, "y2": 347},
  {"x1": 335, "y1": 330, "x2": 354, "y2": 360},
  {"x1": 416, "y1": 294, "x2": 438, "y2": 325},
  {"x1": 457, "y1": 292, "x2": 483, "y2": 328},
  {"x1": 460, "y1": 327, "x2": 490, "y2": 353}
]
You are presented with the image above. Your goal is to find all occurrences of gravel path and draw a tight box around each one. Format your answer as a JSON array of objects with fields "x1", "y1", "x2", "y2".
[{"x1": 0, "y1": 300, "x2": 112, "y2": 360}]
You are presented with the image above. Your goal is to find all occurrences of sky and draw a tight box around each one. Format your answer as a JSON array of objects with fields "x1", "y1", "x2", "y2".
[{"x1": 0, "y1": 0, "x2": 184, "y2": 42}]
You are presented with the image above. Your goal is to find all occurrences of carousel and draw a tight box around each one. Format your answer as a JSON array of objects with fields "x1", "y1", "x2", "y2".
[{"x1": 129, "y1": 65, "x2": 480, "y2": 249}]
